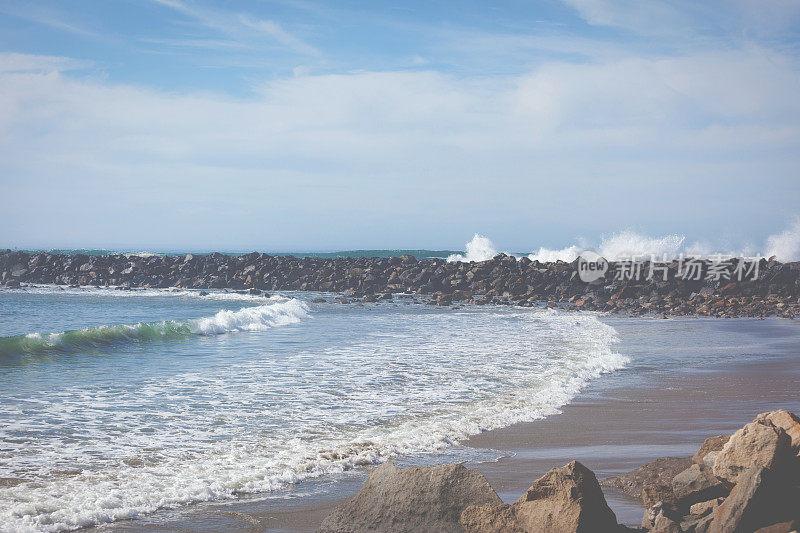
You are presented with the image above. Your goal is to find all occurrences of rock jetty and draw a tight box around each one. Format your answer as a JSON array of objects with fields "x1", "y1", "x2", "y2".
[
  {"x1": 1, "y1": 250, "x2": 799, "y2": 318},
  {"x1": 320, "y1": 409, "x2": 800, "y2": 532}
]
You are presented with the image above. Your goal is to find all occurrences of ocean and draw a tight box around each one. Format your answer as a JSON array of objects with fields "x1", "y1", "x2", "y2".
[{"x1": 0, "y1": 285, "x2": 627, "y2": 531}]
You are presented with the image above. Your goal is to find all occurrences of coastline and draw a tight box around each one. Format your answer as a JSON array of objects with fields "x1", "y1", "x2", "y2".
[
  {"x1": 90, "y1": 315, "x2": 800, "y2": 531},
  {"x1": 470, "y1": 315, "x2": 800, "y2": 525}
]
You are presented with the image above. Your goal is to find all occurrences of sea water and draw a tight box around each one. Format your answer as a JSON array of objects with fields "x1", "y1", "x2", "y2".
[{"x1": 0, "y1": 286, "x2": 627, "y2": 531}]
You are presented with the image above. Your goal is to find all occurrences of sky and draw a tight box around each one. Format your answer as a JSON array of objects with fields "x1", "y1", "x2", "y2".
[{"x1": 0, "y1": 0, "x2": 799, "y2": 252}]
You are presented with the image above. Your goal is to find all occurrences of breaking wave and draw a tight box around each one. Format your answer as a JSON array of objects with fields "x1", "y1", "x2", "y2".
[
  {"x1": 0, "y1": 299, "x2": 310, "y2": 356},
  {"x1": 0, "y1": 308, "x2": 626, "y2": 532},
  {"x1": 448, "y1": 220, "x2": 800, "y2": 263},
  {"x1": 446, "y1": 233, "x2": 497, "y2": 262},
  {"x1": 765, "y1": 218, "x2": 800, "y2": 262}
]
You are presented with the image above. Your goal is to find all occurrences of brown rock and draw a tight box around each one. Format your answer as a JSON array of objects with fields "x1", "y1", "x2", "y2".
[
  {"x1": 753, "y1": 520, "x2": 800, "y2": 533},
  {"x1": 642, "y1": 501, "x2": 681, "y2": 530},
  {"x1": 461, "y1": 461, "x2": 618, "y2": 533},
  {"x1": 693, "y1": 435, "x2": 730, "y2": 465},
  {"x1": 642, "y1": 483, "x2": 677, "y2": 509},
  {"x1": 652, "y1": 511, "x2": 682, "y2": 533},
  {"x1": 689, "y1": 498, "x2": 724, "y2": 518},
  {"x1": 319, "y1": 461, "x2": 502, "y2": 533},
  {"x1": 713, "y1": 421, "x2": 792, "y2": 484},
  {"x1": 601, "y1": 456, "x2": 692, "y2": 500},
  {"x1": 693, "y1": 513, "x2": 715, "y2": 533},
  {"x1": 702, "y1": 451, "x2": 720, "y2": 469},
  {"x1": 708, "y1": 466, "x2": 796, "y2": 533},
  {"x1": 672, "y1": 463, "x2": 730, "y2": 508},
  {"x1": 754, "y1": 410, "x2": 800, "y2": 454}
]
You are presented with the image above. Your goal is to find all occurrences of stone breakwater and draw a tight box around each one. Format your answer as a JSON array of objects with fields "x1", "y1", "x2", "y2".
[{"x1": 1, "y1": 250, "x2": 799, "y2": 318}]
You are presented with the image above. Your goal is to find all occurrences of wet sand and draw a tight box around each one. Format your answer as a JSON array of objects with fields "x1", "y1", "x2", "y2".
[{"x1": 94, "y1": 317, "x2": 800, "y2": 531}]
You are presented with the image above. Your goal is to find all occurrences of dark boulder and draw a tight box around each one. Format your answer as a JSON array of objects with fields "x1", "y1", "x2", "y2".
[{"x1": 708, "y1": 467, "x2": 798, "y2": 533}]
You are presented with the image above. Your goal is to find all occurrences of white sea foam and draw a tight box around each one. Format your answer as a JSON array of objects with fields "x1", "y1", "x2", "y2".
[
  {"x1": 191, "y1": 298, "x2": 309, "y2": 334},
  {"x1": 446, "y1": 234, "x2": 497, "y2": 262},
  {"x1": 449, "y1": 220, "x2": 800, "y2": 263},
  {"x1": 0, "y1": 307, "x2": 625, "y2": 531},
  {"x1": 597, "y1": 230, "x2": 685, "y2": 260},
  {"x1": 765, "y1": 218, "x2": 800, "y2": 262},
  {"x1": 528, "y1": 245, "x2": 582, "y2": 263}
]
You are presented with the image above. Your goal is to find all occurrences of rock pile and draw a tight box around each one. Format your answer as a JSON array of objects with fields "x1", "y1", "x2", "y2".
[
  {"x1": 320, "y1": 460, "x2": 626, "y2": 533},
  {"x1": 460, "y1": 461, "x2": 619, "y2": 532},
  {"x1": 603, "y1": 409, "x2": 800, "y2": 532},
  {"x1": 1, "y1": 250, "x2": 799, "y2": 318},
  {"x1": 320, "y1": 410, "x2": 800, "y2": 532}
]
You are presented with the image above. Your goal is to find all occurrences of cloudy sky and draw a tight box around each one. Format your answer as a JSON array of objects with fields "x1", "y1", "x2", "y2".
[{"x1": 0, "y1": 0, "x2": 799, "y2": 252}]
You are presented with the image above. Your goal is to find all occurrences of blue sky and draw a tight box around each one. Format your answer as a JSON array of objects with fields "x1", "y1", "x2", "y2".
[{"x1": 0, "y1": 0, "x2": 799, "y2": 252}]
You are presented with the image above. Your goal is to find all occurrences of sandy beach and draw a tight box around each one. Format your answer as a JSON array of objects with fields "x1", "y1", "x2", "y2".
[{"x1": 87, "y1": 315, "x2": 800, "y2": 531}]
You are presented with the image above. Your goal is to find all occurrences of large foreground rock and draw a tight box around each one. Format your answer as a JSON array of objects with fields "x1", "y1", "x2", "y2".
[
  {"x1": 318, "y1": 462, "x2": 501, "y2": 533},
  {"x1": 460, "y1": 460, "x2": 618, "y2": 533},
  {"x1": 708, "y1": 466, "x2": 798, "y2": 533},
  {"x1": 713, "y1": 420, "x2": 792, "y2": 484}
]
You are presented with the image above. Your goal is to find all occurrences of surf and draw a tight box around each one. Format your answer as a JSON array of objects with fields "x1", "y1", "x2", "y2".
[{"x1": 0, "y1": 298, "x2": 310, "y2": 356}]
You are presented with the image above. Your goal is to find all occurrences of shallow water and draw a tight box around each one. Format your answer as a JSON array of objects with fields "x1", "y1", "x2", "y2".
[{"x1": 0, "y1": 286, "x2": 626, "y2": 531}]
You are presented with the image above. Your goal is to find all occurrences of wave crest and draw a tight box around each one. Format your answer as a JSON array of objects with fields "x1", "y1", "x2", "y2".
[{"x1": 0, "y1": 299, "x2": 310, "y2": 356}]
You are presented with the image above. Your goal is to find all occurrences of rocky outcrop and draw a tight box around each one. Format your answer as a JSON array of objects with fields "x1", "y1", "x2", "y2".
[
  {"x1": 317, "y1": 462, "x2": 502, "y2": 533},
  {"x1": 318, "y1": 413, "x2": 800, "y2": 532},
  {"x1": 689, "y1": 498, "x2": 723, "y2": 518},
  {"x1": 603, "y1": 410, "x2": 800, "y2": 533},
  {"x1": 601, "y1": 456, "x2": 693, "y2": 501},
  {"x1": 692, "y1": 435, "x2": 730, "y2": 465},
  {"x1": 672, "y1": 464, "x2": 730, "y2": 509},
  {"x1": 755, "y1": 410, "x2": 800, "y2": 454},
  {"x1": 707, "y1": 466, "x2": 798, "y2": 533},
  {"x1": 460, "y1": 461, "x2": 619, "y2": 533},
  {"x1": 712, "y1": 420, "x2": 792, "y2": 484},
  {"x1": 1, "y1": 250, "x2": 799, "y2": 318}
]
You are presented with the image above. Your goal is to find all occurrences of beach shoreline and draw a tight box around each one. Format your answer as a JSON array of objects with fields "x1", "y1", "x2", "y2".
[{"x1": 87, "y1": 315, "x2": 800, "y2": 531}]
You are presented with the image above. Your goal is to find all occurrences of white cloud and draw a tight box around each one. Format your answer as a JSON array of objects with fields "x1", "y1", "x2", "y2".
[
  {"x1": 0, "y1": 46, "x2": 798, "y2": 249},
  {"x1": 1, "y1": 47, "x2": 798, "y2": 176}
]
